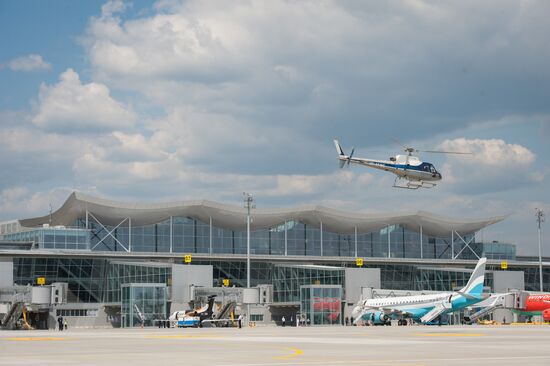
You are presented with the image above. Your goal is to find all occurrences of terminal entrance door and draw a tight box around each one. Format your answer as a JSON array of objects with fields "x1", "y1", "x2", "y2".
[{"x1": 300, "y1": 285, "x2": 342, "y2": 326}]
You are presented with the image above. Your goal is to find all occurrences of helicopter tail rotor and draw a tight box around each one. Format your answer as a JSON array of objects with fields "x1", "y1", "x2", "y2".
[
  {"x1": 347, "y1": 147, "x2": 355, "y2": 166},
  {"x1": 334, "y1": 139, "x2": 357, "y2": 168}
]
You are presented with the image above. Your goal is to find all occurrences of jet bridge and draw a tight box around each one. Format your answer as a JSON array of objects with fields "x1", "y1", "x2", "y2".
[{"x1": 464, "y1": 290, "x2": 529, "y2": 323}]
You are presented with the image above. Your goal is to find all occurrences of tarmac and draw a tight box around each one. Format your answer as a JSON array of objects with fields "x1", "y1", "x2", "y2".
[{"x1": 1, "y1": 324, "x2": 550, "y2": 366}]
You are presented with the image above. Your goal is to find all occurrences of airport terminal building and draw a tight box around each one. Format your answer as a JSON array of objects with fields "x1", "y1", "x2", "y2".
[{"x1": 1, "y1": 192, "x2": 548, "y2": 328}]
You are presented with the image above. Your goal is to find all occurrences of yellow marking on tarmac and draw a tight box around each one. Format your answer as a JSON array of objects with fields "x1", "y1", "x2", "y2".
[
  {"x1": 272, "y1": 347, "x2": 304, "y2": 360},
  {"x1": 417, "y1": 333, "x2": 484, "y2": 337},
  {"x1": 6, "y1": 337, "x2": 66, "y2": 341},
  {"x1": 147, "y1": 334, "x2": 222, "y2": 339}
]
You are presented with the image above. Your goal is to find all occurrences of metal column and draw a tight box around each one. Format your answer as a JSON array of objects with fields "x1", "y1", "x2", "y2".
[
  {"x1": 209, "y1": 216, "x2": 213, "y2": 254},
  {"x1": 354, "y1": 226, "x2": 358, "y2": 258},
  {"x1": 128, "y1": 218, "x2": 132, "y2": 252},
  {"x1": 387, "y1": 225, "x2": 391, "y2": 258},
  {"x1": 420, "y1": 225, "x2": 423, "y2": 259},
  {"x1": 284, "y1": 221, "x2": 288, "y2": 256},
  {"x1": 451, "y1": 230, "x2": 454, "y2": 260},
  {"x1": 320, "y1": 221, "x2": 323, "y2": 256},
  {"x1": 169, "y1": 216, "x2": 173, "y2": 253}
]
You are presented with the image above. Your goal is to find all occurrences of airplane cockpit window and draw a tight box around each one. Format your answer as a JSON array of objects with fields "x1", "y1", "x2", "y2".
[
  {"x1": 429, "y1": 165, "x2": 436, "y2": 173},
  {"x1": 423, "y1": 166, "x2": 430, "y2": 172}
]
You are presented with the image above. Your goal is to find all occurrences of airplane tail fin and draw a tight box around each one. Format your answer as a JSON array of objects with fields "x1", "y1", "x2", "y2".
[
  {"x1": 205, "y1": 295, "x2": 216, "y2": 317},
  {"x1": 459, "y1": 257, "x2": 487, "y2": 297}
]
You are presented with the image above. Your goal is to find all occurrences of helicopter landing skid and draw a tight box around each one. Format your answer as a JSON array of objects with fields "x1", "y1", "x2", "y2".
[{"x1": 393, "y1": 177, "x2": 436, "y2": 190}]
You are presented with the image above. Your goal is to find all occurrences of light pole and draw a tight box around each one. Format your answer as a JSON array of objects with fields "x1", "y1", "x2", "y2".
[
  {"x1": 243, "y1": 193, "x2": 255, "y2": 325},
  {"x1": 244, "y1": 193, "x2": 256, "y2": 288},
  {"x1": 536, "y1": 208, "x2": 545, "y2": 292}
]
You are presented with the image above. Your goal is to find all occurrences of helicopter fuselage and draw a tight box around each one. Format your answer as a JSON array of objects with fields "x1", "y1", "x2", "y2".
[{"x1": 339, "y1": 154, "x2": 442, "y2": 182}]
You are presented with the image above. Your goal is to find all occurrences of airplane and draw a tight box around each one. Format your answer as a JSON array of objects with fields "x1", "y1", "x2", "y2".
[
  {"x1": 333, "y1": 139, "x2": 470, "y2": 190},
  {"x1": 514, "y1": 293, "x2": 550, "y2": 321},
  {"x1": 169, "y1": 295, "x2": 216, "y2": 327},
  {"x1": 351, "y1": 257, "x2": 487, "y2": 325}
]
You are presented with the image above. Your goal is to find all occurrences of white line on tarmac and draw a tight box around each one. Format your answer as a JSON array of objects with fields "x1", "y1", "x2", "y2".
[{"x1": 216, "y1": 355, "x2": 550, "y2": 366}]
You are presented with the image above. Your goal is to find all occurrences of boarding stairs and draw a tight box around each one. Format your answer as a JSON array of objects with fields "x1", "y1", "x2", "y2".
[
  {"x1": 1, "y1": 294, "x2": 26, "y2": 330},
  {"x1": 420, "y1": 299, "x2": 452, "y2": 323},
  {"x1": 464, "y1": 291, "x2": 529, "y2": 323},
  {"x1": 466, "y1": 303, "x2": 503, "y2": 323},
  {"x1": 216, "y1": 301, "x2": 236, "y2": 320}
]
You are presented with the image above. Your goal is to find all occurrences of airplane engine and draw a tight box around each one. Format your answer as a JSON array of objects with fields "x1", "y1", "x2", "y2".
[{"x1": 365, "y1": 311, "x2": 389, "y2": 324}]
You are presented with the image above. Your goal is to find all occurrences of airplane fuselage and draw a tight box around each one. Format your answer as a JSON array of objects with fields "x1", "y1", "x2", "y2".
[
  {"x1": 355, "y1": 292, "x2": 480, "y2": 323},
  {"x1": 512, "y1": 294, "x2": 550, "y2": 316}
]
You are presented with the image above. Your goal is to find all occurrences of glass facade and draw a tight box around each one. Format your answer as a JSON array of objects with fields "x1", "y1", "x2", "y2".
[
  {"x1": 11, "y1": 256, "x2": 550, "y2": 309},
  {"x1": 105, "y1": 262, "x2": 171, "y2": 303},
  {"x1": 121, "y1": 283, "x2": 167, "y2": 327},
  {"x1": 13, "y1": 258, "x2": 171, "y2": 303},
  {"x1": 522, "y1": 266, "x2": 550, "y2": 292},
  {"x1": 300, "y1": 285, "x2": 342, "y2": 326},
  {"x1": 64, "y1": 216, "x2": 482, "y2": 260},
  {"x1": 478, "y1": 242, "x2": 516, "y2": 260},
  {"x1": 271, "y1": 265, "x2": 344, "y2": 303},
  {"x1": 2, "y1": 227, "x2": 90, "y2": 250}
]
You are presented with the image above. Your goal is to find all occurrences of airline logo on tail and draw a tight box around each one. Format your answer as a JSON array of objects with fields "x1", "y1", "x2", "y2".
[{"x1": 458, "y1": 257, "x2": 487, "y2": 298}]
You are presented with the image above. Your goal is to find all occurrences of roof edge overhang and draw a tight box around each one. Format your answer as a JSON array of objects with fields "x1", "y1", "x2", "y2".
[{"x1": 17, "y1": 191, "x2": 507, "y2": 237}]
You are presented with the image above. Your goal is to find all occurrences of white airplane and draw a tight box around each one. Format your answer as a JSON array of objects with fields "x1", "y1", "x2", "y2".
[{"x1": 351, "y1": 257, "x2": 487, "y2": 325}]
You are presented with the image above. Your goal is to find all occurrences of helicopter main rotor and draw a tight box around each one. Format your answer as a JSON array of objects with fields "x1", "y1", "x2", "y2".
[{"x1": 392, "y1": 138, "x2": 472, "y2": 156}]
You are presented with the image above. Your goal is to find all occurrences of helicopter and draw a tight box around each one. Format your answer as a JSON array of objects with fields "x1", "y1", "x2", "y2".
[{"x1": 333, "y1": 139, "x2": 471, "y2": 190}]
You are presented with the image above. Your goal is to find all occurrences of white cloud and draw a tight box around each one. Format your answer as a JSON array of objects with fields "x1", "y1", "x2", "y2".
[
  {"x1": 1, "y1": 1, "x2": 550, "y2": 256},
  {"x1": 8, "y1": 54, "x2": 51, "y2": 72},
  {"x1": 0, "y1": 187, "x2": 72, "y2": 220},
  {"x1": 100, "y1": 0, "x2": 129, "y2": 18},
  {"x1": 32, "y1": 68, "x2": 136, "y2": 132},
  {"x1": 439, "y1": 138, "x2": 535, "y2": 167},
  {"x1": 435, "y1": 138, "x2": 539, "y2": 194}
]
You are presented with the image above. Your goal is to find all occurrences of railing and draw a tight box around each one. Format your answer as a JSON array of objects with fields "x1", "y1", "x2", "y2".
[{"x1": 0, "y1": 286, "x2": 32, "y2": 303}]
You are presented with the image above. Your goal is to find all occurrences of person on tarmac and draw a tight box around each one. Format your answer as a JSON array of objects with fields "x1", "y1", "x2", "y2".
[
  {"x1": 57, "y1": 316, "x2": 63, "y2": 331},
  {"x1": 282, "y1": 316, "x2": 286, "y2": 327}
]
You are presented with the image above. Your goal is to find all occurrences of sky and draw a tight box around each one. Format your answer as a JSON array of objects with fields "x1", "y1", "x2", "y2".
[{"x1": 0, "y1": 0, "x2": 549, "y2": 255}]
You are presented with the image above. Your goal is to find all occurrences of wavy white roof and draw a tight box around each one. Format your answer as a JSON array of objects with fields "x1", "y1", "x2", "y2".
[{"x1": 19, "y1": 192, "x2": 506, "y2": 237}]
